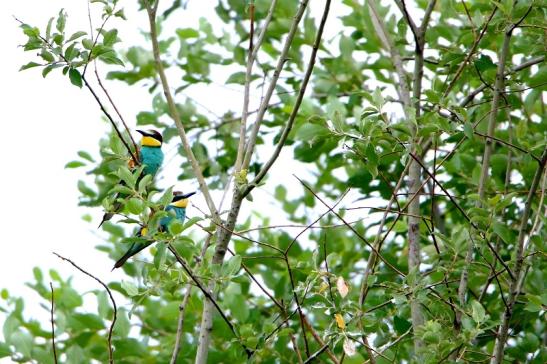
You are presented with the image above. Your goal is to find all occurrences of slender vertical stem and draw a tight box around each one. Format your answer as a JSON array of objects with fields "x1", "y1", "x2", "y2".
[
  {"x1": 49, "y1": 282, "x2": 58, "y2": 364},
  {"x1": 170, "y1": 235, "x2": 212, "y2": 364},
  {"x1": 242, "y1": 0, "x2": 310, "y2": 169},
  {"x1": 490, "y1": 149, "x2": 547, "y2": 363},
  {"x1": 145, "y1": 0, "x2": 219, "y2": 220},
  {"x1": 457, "y1": 12, "x2": 514, "y2": 330}
]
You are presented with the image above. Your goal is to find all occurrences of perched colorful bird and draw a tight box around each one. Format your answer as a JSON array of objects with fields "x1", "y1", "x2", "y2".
[
  {"x1": 136, "y1": 129, "x2": 165, "y2": 176},
  {"x1": 112, "y1": 191, "x2": 196, "y2": 270},
  {"x1": 99, "y1": 129, "x2": 165, "y2": 228}
]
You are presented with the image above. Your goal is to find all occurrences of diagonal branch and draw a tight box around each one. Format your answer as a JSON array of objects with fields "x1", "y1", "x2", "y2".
[
  {"x1": 166, "y1": 244, "x2": 253, "y2": 358},
  {"x1": 367, "y1": 0, "x2": 411, "y2": 107},
  {"x1": 242, "y1": 0, "x2": 310, "y2": 169},
  {"x1": 144, "y1": 0, "x2": 219, "y2": 220},
  {"x1": 245, "y1": 0, "x2": 331, "y2": 194},
  {"x1": 53, "y1": 252, "x2": 116, "y2": 364},
  {"x1": 235, "y1": 0, "x2": 278, "y2": 172}
]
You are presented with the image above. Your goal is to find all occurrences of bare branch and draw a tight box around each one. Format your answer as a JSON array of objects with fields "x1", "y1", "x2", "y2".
[
  {"x1": 242, "y1": 0, "x2": 310, "y2": 169},
  {"x1": 49, "y1": 282, "x2": 58, "y2": 364},
  {"x1": 166, "y1": 244, "x2": 253, "y2": 358},
  {"x1": 490, "y1": 148, "x2": 547, "y2": 363},
  {"x1": 460, "y1": 56, "x2": 545, "y2": 107},
  {"x1": 53, "y1": 252, "x2": 116, "y2": 364},
  {"x1": 235, "y1": 0, "x2": 278, "y2": 172},
  {"x1": 246, "y1": 0, "x2": 331, "y2": 193},
  {"x1": 170, "y1": 234, "x2": 212, "y2": 364},
  {"x1": 144, "y1": 0, "x2": 219, "y2": 220},
  {"x1": 367, "y1": 0, "x2": 411, "y2": 106},
  {"x1": 443, "y1": 6, "x2": 497, "y2": 97}
]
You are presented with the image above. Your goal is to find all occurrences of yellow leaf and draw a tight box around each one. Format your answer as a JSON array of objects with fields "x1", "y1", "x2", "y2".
[
  {"x1": 336, "y1": 276, "x2": 349, "y2": 298},
  {"x1": 335, "y1": 313, "x2": 345, "y2": 330},
  {"x1": 318, "y1": 281, "x2": 329, "y2": 294}
]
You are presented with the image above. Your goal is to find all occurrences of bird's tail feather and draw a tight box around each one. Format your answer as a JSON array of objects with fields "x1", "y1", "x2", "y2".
[
  {"x1": 98, "y1": 201, "x2": 123, "y2": 229},
  {"x1": 112, "y1": 242, "x2": 151, "y2": 270}
]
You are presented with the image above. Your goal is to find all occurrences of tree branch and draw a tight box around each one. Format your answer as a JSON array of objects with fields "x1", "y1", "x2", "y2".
[
  {"x1": 166, "y1": 244, "x2": 253, "y2": 358},
  {"x1": 49, "y1": 282, "x2": 58, "y2": 364},
  {"x1": 459, "y1": 56, "x2": 545, "y2": 107},
  {"x1": 235, "y1": 0, "x2": 278, "y2": 172},
  {"x1": 245, "y1": 0, "x2": 331, "y2": 194},
  {"x1": 367, "y1": 0, "x2": 411, "y2": 107},
  {"x1": 242, "y1": 0, "x2": 310, "y2": 169},
  {"x1": 169, "y1": 234, "x2": 212, "y2": 364},
  {"x1": 144, "y1": 0, "x2": 219, "y2": 220},
  {"x1": 490, "y1": 148, "x2": 547, "y2": 364},
  {"x1": 53, "y1": 252, "x2": 116, "y2": 364}
]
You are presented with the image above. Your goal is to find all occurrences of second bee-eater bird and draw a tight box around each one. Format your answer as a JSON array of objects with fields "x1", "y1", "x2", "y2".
[
  {"x1": 112, "y1": 191, "x2": 196, "y2": 269},
  {"x1": 99, "y1": 129, "x2": 165, "y2": 228}
]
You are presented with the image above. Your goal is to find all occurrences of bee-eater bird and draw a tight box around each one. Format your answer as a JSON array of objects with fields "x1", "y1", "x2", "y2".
[
  {"x1": 112, "y1": 191, "x2": 196, "y2": 270},
  {"x1": 99, "y1": 129, "x2": 165, "y2": 228}
]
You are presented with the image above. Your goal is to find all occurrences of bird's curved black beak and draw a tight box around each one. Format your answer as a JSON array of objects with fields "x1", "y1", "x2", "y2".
[
  {"x1": 181, "y1": 191, "x2": 197, "y2": 199},
  {"x1": 136, "y1": 129, "x2": 148, "y2": 136}
]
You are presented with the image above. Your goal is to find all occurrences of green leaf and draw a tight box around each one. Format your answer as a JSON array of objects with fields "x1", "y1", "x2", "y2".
[
  {"x1": 40, "y1": 50, "x2": 55, "y2": 62},
  {"x1": 64, "y1": 161, "x2": 86, "y2": 169},
  {"x1": 113, "y1": 309, "x2": 131, "y2": 337},
  {"x1": 168, "y1": 220, "x2": 184, "y2": 235},
  {"x1": 138, "y1": 174, "x2": 153, "y2": 194},
  {"x1": 68, "y1": 68, "x2": 83, "y2": 88},
  {"x1": 19, "y1": 62, "x2": 42, "y2": 71},
  {"x1": 492, "y1": 222, "x2": 512, "y2": 244},
  {"x1": 121, "y1": 281, "x2": 139, "y2": 297},
  {"x1": 471, "y1": 300, "x2": 485, "y2": 323},
  {"x1": 77, "y1": 151, "x2": 94, "y2": 162},
  {"x1": 223, "y1": 255, "x2": 241, "y2": 276},
  {"x1": 126, "y1": 198, "x2": 144, "y2": 215},
  {"x1": 117, "y1": 166, "x2": 136, "y2": 188},
  {"x1": 66, "y1": 31, "x2": 87, "y2": 42},
  {"x1": 176, "y1": 28, "x2": 200, "y2": 39},
  {"x1": 463, "y1": 122, "x2": 474, "y2": 140},
  {"x1": 102, "y1": 29, "x2": 118, "y2": 46},
  {"x1": 226, "y1": 72, "x2": 247, "y2": 84},
  {"x1": 97, "y1": 291, "x2": 110, "y2": 318},
  {"x1": 56, "y1": 9, "x2": 66, "y2": 33},
  {"x1": 296, "y1": 124, "x2": 330, "y2": 143},
  {"x1": 474, "y1": 55, "x2": 496, "y2": 72},
  {"x1": 82, "y1": 38, "x2": 94, "y2": 50},
  {"x1": 0, "y1": 341, "x2": 11, "y2": 358},
  {"x1": 159, "y1": 187, "x2": 174, "y2": 207},
  {"x1": 3, "y1": 315, "x2": 20, "y2": 343},
  {"x1": 11, "y1": 331, "x2": 32, "y2": 357}
]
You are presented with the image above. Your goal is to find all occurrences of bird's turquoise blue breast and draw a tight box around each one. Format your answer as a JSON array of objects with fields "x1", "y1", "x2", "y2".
[
  {"x1": 160, "y1": 205, "x2": 187, "y2": 231},
  {"x1": 140, "y1": 146, "x2": 164, "y2": 175}
]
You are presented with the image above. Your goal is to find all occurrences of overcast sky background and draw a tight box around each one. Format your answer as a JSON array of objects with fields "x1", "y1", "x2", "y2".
[{"x1": 1, "y1": 0, "x2": 359, "y2": 335}]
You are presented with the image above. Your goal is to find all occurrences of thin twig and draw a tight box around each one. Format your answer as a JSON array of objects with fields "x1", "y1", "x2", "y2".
[
  {"x1": 443, "y1": 6, "x2": 497, "y2": 97},
  {"x1": 460, "y1": 56, "x2": 545, "y2": 107},
  {"x1": 94, "y1": 64, "x2": 139, "y2": 154},
  {"x1": 490, "y1": 148, "x2": 547, "y2": 364},
  {"x1": 53, "y1": 252, "x2": 116, "y2": 364},
  {"x1": 166, "y1": 244, "x2": 253, "y2": 358},
  {"x1": 245, "y1": 0, "x2": 331, "y2": 193},
  {"x1": 242, "y1": 0, "x2": 310, "y2": 169},
  {"x1": 144, "y1": 0, "x2": 219, "y2": 220},
  {"x1": 49, "y1": 282, "x2": 58, "y2": 364},
  {"x1": 170, "y1": 235, "x2": 212, "y2": 364},
  {"x1": 235, "y1": 0, "x2": 278, "y2": 172},
  {"x1": 367, "y1": 0, "x2": 410, "y2": 106},
  {"x1": 284, "y1": 255, "x2": 311, "y2": 357},
  {"x1": 296, "y1": 176, "x2": 405, "y2": 277}
]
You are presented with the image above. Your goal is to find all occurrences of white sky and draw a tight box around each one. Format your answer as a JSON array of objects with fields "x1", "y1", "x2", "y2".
[{"x1": 1, "y1": 0, "x2": 356, "y2": 326}]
